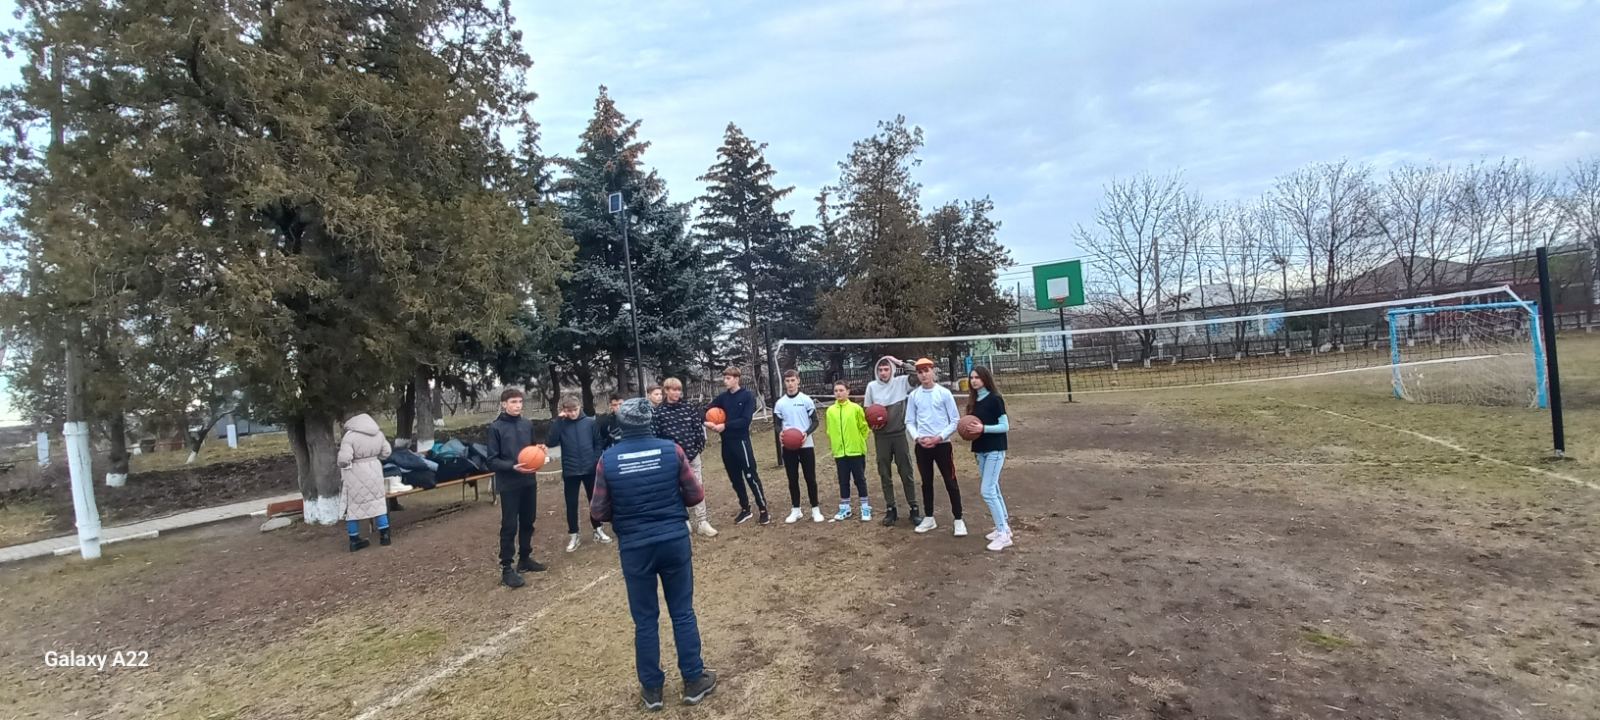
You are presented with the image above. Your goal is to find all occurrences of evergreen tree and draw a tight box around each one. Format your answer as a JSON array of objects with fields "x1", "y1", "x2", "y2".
[
  {"x1": 2, "y1": 0, "x2": 572, "y2": 521},
  {"x1": 926, "y1": 198, "x2": 1016, "y2": 374},
  {"x1": 815, "y1": 117, "x2": 945, "y2": 356},
  {"x1": 552, "y1": 87, "x2": 719, "y2": 407},
  {"x1": 696, "y1": 123, "x2": 813, "y2": 389}
]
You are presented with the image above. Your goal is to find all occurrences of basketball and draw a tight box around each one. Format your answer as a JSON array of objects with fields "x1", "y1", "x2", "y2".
[
  {"x1": 958, "y1": 415, "x2": 984, "y2": 441},
  {"x1": 865, "y1": 404, "x2": 889, "y2": 430},
  {"x1": 517, "y1": 445, "x2": 547, "y2": 471},
  {"x1": 781, "y1": 428, "x2": 806, "y2": 450},
  {"x1": 705, "y1": 407, "x2": 727, "y2": 425}
]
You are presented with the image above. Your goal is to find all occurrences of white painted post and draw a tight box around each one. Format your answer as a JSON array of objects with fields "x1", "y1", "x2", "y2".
[
  {"x1": 63, "y1": 421, "x2": 101, "y2": 559},
  {"x1": 36, "y1": 431, "x2": 49, "y2": 468},
  {"x1": 226, "y1": 423, "x2": 238, "y2": 449}
]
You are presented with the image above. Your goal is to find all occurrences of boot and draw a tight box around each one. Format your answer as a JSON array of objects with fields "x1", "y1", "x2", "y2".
[
  {"x1": 517, "y1": 556, "x2": 547, "y2": 573},
  {"x1": 379, "y1": 528, "x2": 392, "y2": 546},
  {"x1": 881, "y1": 505, "x2": 899, "y2": 527},
  {"x1": 501, "y1": 565, "x2": 525, "y2": 589},
  {"x1": 909, "y1": 504, "x2": 923, "y2": 527},
  {"x1": 349, "y1": 535, "x2": 370, "y2": 552},
  {"x1": 387, "y1": 497, "x2": 405, "y2": 512}
]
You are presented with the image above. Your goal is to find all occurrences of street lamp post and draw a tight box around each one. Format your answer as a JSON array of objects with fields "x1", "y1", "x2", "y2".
[{"x1": 610, "y1": 192, "x2": 646, "y2": 395}]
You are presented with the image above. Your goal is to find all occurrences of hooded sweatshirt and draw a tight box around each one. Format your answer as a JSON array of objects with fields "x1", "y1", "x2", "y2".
[{"x1": 864, "y1": 359, "x2": 915, "y2": 438}]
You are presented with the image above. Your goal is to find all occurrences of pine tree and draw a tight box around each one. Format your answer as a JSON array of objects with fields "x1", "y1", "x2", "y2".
[
  {"x1": 696, "y1": 123, "x2": 814, "y2": 389},
  {"x1": 552, "y1": 87, "x2": 719, "y2": 407},
  {"x1": 2, "y1": 0, "x2": 572, "y2": 521},
  {"x1": 816, "y1": 117, "x2": 945, "y2": 356},
  {"x1": 926, "y1": 198, "x2": 1016, "y2": 374}
]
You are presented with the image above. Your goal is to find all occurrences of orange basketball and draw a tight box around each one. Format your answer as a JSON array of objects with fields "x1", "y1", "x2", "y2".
[
  {"x1": 957, "y1": 415, "x2": 984, "y2": 441},
  {"x1": 781, "y1": 428, "x2": 806, "y2": 451},
  {"x1": 517, "y1": 445, "x2": 546, "y2": 471},
  {"x1": 865, "y1": 404, "x2": 889, "y2": 430},
  {"x1": 705, "y1": 407, "x2": 727, "y2": 425}
]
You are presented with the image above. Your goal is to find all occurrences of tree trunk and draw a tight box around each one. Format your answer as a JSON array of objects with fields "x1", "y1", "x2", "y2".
[
  {"x1": 288, "y1": 410, "x2": 343, "y2": 525},
  {"x1": 547, "y1": 364, "x2": 561, "y2": 417},
  {"x1": 105, "y1": 413, "x2": 130, "y2": 487},
  {"x1": 414, "y1": 366, "x2": 436, "y2": 453},
  {"x1": 394, "y1": 381, "x2": 415, "y2": 448},
  {"x1": 577, "y1": 365, "x2": 596, "y2": 416}
]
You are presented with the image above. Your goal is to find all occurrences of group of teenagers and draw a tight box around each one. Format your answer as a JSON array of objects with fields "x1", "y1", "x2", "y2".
[{"x1": 333, "y1": 354, "x2": 1013, "y2": 711}]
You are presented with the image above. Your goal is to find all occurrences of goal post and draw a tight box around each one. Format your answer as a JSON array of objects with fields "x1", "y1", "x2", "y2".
[
  {"x1": 775, "y1": 285, "x2": 1543, "y2": 406},
  {"x1": 1385, "y1": 300, "x2": 1547, "y2": 409}
]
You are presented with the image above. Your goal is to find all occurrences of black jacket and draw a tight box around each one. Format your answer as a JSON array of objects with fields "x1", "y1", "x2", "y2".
[{"x1": 485, "y1": 412, "x2": 536, "y2": 492}]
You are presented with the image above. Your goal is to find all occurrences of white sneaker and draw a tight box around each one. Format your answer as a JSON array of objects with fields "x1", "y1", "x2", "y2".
[
  {"x1": 987, "y1": 532, "x2": 1013, "y2": 552},
  {"x1": 785, "y1": 508, "x2": 803, "y2": 524},
  {"x1": 831, "y1": 506, "x2": 852, "y2": 522},
  {"x1": 593, "y1": 527, "x2": 614, "y2": 544},
  {"x1": 697, "y1": 520, "x2": 719, "y2": 538},
  {"x1": 811, "y1": 507, "x2": 825, "y2": 523},
  {"x1": 914, "y1": 517, "x2": 938, "y2": 534},
  {"x1": 565, "y1": 533, "x2": 580, "y2": 552},
  {"x1": 953, "y1": 519, "x2": 969, "y2": 537},
  {"x1": 986, "y1": 529, "x2": 1000, "y2": 541}
]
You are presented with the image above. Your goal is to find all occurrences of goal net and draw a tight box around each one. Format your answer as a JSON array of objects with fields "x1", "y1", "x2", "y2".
[
  {"x1": 1387, "y1": 301, "x2": 1546, "y2": 408},
  {"x1": 775, "y1": 286, "x2": 1545, "y2": 407}
]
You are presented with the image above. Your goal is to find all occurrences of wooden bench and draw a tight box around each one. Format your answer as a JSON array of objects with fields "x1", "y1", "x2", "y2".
[{"x1": 264, "y1": 472, "x2": 494, "y2": 517}]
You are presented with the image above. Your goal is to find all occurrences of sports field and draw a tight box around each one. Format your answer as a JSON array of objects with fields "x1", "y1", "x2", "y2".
[{"x1": 2, "y1": 337, "x2": 1597, "y2": 719}]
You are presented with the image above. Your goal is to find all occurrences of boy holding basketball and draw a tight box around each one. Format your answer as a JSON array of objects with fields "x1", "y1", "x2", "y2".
[
  {"x1": 486, "y1": 388, "x2": 544, "y2": 588},
  {"x1": 865, "y1": 356, "x2": 919, "y2": 527},
  {"x1": 706, "y1": 367, "x2": 770, "y2": 525},
  {"x1": 775, "y1": 370, "x2": 823, "y2": 524},
  {"x1": 825, "y1": 381, "x2": 872, "y2": 522}
]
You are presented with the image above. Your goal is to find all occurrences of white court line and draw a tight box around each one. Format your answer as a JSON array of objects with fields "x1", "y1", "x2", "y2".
[
  {"x1": 352, "y1": 570, "x2": 615, "y2": 720},
  {"x1": 1273, "y1": 399, "x2": 1598, "y2": 492}
]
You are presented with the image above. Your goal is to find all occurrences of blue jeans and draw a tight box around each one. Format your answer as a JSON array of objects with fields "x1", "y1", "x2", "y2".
[
  {"x1": 621, "y1": 535, "x2": 705, "y2": 689},
  {"x1": 975, "y1": 451, "x2": 1009, "y2": 533}
]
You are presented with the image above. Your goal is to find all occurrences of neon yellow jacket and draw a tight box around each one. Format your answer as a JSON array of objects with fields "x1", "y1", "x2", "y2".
[{"x1": 825, "y1": 399, "x2": 870, "y2": 459}]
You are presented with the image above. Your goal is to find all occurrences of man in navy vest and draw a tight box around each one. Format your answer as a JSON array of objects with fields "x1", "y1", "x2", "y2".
[{"x1": 592, "y1": 398, "x2": 718, "y2": 711}]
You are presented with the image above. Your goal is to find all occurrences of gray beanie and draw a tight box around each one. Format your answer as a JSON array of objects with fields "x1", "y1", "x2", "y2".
[{"x1": 617, "y1": 397, "x2": 655, "y2": 431}]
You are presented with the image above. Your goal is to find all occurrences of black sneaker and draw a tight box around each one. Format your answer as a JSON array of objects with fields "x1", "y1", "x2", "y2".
[
  {"x1": 909, "y1": 505, "x2": 923, "y2": 526},
  {"x1": 641, "y1": 686, "x2": 664, "y2": 712},
  {"x1": 517, "y1": 557, "x2": 547, "y2": 573},
  {"x1": 758, "y1": 510, "x2": 771, "y2": 525},
  {"x1": 378, "y1": 528, "x2": 392, "y2": 546},
  {"x1": 683, "y1": 669, "x2": 717, "y2": 705},
  {"x1": 734, "y1": 509, "x2": 753, "y2": 524},
  {"x1": 881, "y1": 506, "x2": 899, "y2": 527},
  {"x1": 501, "y1": 566, "x2": 525, "y2": 589}
]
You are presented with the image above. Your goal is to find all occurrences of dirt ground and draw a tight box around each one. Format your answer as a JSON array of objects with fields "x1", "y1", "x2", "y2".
[{"x1": 1, "y1": 341, "x2": 1598, "y2": 720}]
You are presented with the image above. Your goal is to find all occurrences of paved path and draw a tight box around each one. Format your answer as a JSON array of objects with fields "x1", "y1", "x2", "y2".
[{"x1": 0, "y1": 493, "x2": 300, "y2": 564}]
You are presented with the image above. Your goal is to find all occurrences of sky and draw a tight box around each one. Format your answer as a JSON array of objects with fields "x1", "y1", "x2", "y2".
[
  {"x1": 2, "y1": 0, "x2": 1598, "y2": 423},
  {"x1": 518, "y1": 0, "x2": 1599, "y2": 275}
]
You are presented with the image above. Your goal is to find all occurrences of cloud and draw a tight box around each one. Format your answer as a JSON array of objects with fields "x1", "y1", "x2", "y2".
[{"x1": 517, "y1": 0, "x2": 1596, "y2": 263}]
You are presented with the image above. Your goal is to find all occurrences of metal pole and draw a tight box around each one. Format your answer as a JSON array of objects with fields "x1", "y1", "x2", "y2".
[
  {"x1": 1059, "y1": 306, "x2": 1074, "y2": 403},
  {"x1": 1536, "y1": 247, "x2": 1566, "y2": 457},
  {"x1": 619, "y1": 203, "x2": 646, "y2": 395},
  {"x1": 766, "y1": 326, "x2": 783, "y2": 463}
]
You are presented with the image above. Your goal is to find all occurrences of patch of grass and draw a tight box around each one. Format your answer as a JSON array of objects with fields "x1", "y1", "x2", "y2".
[
  {"x1": 0, "y1": 501, "x2": 55, "y2": 545},
  {"x1": 1300, "y1": 627, "x2": 1352, "y2": 651}
]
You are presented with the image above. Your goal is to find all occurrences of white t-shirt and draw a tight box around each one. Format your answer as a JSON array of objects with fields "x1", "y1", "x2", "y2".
[
  {"x1": 774, "y1": 392, "x2": 817, "y2": 449},
  {"x1": 906, "y1": 384, "x2": 960, "y2": 442}
]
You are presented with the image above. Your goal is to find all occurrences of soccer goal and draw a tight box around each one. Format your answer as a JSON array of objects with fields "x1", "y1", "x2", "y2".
[
  {"x1": 1387, "y1": 301, "x2": 1547, "y2": 408},
  {"x1": 776, "y1": 285, "x2": 1544, "y2": 407}
]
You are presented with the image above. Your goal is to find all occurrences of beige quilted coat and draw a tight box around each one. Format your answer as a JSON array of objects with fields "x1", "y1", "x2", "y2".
[{"x1": 339, "y1": 413, "x2": 392, "y2": 521}]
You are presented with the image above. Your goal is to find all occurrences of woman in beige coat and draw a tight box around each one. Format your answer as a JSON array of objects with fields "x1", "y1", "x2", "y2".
[{"x1": 339, "y1": 412, "x2": 393, "y2": 552}]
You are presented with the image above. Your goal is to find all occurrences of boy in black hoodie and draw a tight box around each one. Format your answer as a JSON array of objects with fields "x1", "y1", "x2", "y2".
[
  {"x1": 486, "y1": 388, "x2": 544, "y2": 588},
  {"x1": 706, "y1": 367, "x2": 770, "y2": 525}
]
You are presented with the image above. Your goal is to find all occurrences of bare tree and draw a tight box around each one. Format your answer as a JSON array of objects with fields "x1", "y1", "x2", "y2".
[
  {"x1": 1075, "y1": 172, "x2": 1183, "y2": 360},
  {"x1": 1273, "y1": 160, "x2": 1382, "y2": 345},
  {"x1": 1496, "y1": 159, "x2": 1563, "y2": 282},
  {"x1": 1374, "y1": 162, "x2": 1459, "y2": 296},
  {"x1": 1212, "y1": 201, "x2": 1276, "y2": 355},
  {"x1": 1163, "y1": 191, "x2": 1210, "y2": 354},
  {"x1": 1560, "y1": 156, "x2": 1600, "y2": 312},
  {"x1": 1449, "y1": 160, "x2": 1512, "y2": 283}
]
